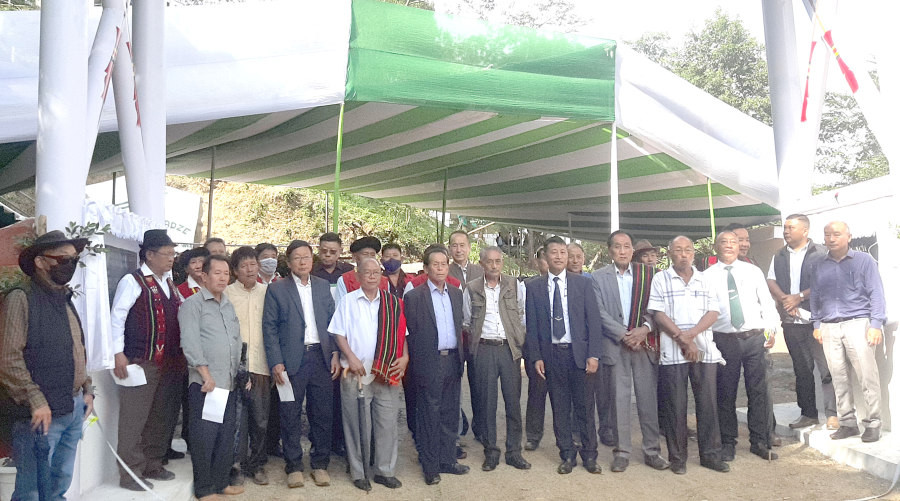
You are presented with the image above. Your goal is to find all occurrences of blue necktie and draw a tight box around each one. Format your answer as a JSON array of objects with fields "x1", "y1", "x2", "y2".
[{"x1": 552, "y1": 277, "x2": 566, "y2": 340}]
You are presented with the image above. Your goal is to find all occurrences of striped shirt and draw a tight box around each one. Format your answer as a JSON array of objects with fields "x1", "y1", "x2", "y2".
[{"x1": 647, "y1": 267, "x2": 724, "y2": 366}]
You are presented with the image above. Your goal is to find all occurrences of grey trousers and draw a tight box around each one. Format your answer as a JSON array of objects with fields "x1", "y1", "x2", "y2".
[
  {"x1": 821, "y1": 319, "x2": 882, "y2": 429},
  {"x1": 472, "y1": 342, "x2": 523, "y2": 458},
  {"x1": 611, "y1": 346, "x2": 661, "y2": 459},
  {"x1": 340, "y1": 376, "x2": 400, "y2": 481}
]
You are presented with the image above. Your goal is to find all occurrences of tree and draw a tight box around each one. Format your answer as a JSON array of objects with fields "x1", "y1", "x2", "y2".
[
  {"x1": 439, "y1": 0, "x2": 587, "y2": 31},
  {"x1": 0, "y1": 0, "x2": 39, "y2": 10}
]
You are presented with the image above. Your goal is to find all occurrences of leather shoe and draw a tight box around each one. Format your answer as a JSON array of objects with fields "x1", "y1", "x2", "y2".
[
  {"x1": 424, "y1": 473, "x2": 441, "y2": 485},
  {"x1": 670, "y1": 462, "x2": 686, "y2": 475},
  {"x1": 789, "y1": 415, "x2": 819, "y2": 429},
  {"x1": 599, "y1": 428, "x2": 616, "y2": 447},
  {"x1": 830, "y1": 426, "x2": 861, "y2": 440},
  {"x1": 251, "y1": 470, "x2": 269, "y2": 486},
  {"x1": 439, "y1": 463, "x2": 470, "y2": 475},
  {"x1": 373, "y1": 475, "x2": 402, "y2": 489},
  {"x1": 143, "y1": 468, "x2": 175, "y2": 481},
  {"x1": 861, "y1": 427, "x2": 881, "y2": 443},
  {"x1": 720, "y1": 444, "x2": 735, "y2": 462},
  {"x1": 524, "y1": 439, "x2": 539, "y2": 451},
  {"x1": 644, "y1": 454, "x2": 669, "y2": 470},
  {"x1": 353, "y1": 479, "x2": 371, "y2": 492},
  {"x1": 750, "y1": 444, "x2": 778, "y2": 460},
  {"x1": 610, "y1": 456, "x2": 628, "y2": 472},
  {"x1": 583, "y1": 459, "x2": 602, "y2": 474},
  {"x1": 310, "y1": 469, "x2": 330, "y2": 486},
  {"x1": 222, "y1": 485, "x2": 244, "y2": 496},
  {"x1": 700, "y1": 458, "x2": 730, "y2": 472},
  {"x1": 165, "y1": 448, "x2": 185, "y2": 460},
  {"x1": 557, "y1": 458, "x2": 576, "y2": 474},
  {"x1": 482, "y1": 456, "x2": 499, "y2": 471},
  {"x1": 286, "y1": 471, "x2": 305, "y2": 488},
  {"x1": 119, "y1": 477, "x2": 153, "y2": 491},
  {"x1": 456, "y1": 446, "x2": 467, "y2": 460},
  {"x1": 506, "y1": 455, "x2": 531, "y2": 470}
]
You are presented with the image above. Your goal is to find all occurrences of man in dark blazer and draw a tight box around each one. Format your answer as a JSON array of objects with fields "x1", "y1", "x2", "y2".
[
  {"x1": 525, "y1": 236, "x2": 605, "y2": 474},
  {"x1": 405, "y1": 244, "x2": 469, "y2": 485},
  {"x1": 591, "y1": 231, "x2": 669, "y2": 473},
  {"x1": 263, "y1": 240, "x2": 339, "y2": 489}
]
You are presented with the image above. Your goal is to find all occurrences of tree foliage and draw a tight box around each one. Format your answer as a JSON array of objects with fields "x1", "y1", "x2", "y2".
[
  {"x1": 439, "y1": 0, "x2": 587, "y2": 31},
  {"x1": 0, "y1": 0, "x2": 38, "y2": 10}
]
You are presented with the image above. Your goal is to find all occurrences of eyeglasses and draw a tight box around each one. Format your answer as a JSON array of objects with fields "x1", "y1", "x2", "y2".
[
  {"x1": 291, "y1": 255, "x2": 313, "y2": 262},
  {"x1": 40, "y1": 254, "x2": 79, "y2": 266},
  {"x1": 150, "y1": 250, "x2": 176, "y2": 259}
]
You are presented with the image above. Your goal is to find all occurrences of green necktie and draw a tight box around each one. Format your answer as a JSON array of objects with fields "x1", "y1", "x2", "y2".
[{"x1": 725, "y1": 265, "x2": 744, "y2": 329}]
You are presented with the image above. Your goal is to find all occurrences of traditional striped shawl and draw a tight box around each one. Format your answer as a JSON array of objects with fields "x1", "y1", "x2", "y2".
[
  {"x1": 626, "y1": 263, "x2": 657, "y2": 352},
  {"x1": 372, "y1": 290, "x2": 406, "y2": 385}
]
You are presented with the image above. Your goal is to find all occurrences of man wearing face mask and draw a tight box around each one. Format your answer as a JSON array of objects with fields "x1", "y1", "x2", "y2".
[
  {"x1": 177, "y1": 247, "x2": 210, "y2": 300},
  {"x1": 255, "y1": 243, "x2": 281, "y2": 285},
  {"x1": 0, "y1": 230, "x2": 93, "y2": 501},
  {"x1": 110, "y1": 229, "x2": 185, "y2": 491},
  {"x1": 381, "y1": 243, "x2": 408, "y2": 299}
]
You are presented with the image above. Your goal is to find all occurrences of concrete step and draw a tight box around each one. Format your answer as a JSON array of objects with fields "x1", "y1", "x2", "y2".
[
  {"x1": 738, "y1": 402, "x2": 900, "y2": 482},
  {"x1": 79, "y1": 439, "x2": 193, "y2": 501}
]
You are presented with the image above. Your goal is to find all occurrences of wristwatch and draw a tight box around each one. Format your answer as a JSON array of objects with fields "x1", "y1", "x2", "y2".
[{"x1": 798, "y1": 291, "x2": 805, "y2": 300}]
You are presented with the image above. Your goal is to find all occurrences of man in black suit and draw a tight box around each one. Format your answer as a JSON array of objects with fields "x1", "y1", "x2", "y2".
[
  {"x1": 262, "y1": 240, "x2": 339, "y2": 489},
  {"x1": 525, "y1": 236, "x2": 605, "y2": 474},
  {"x1": 405, "y1": 244, "x2": 469, "y2": 485}
]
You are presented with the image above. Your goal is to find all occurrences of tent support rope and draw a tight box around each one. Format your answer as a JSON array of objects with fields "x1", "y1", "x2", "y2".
[{"x1": 332, "y1": 102, "x2": 345, "y2": 233}]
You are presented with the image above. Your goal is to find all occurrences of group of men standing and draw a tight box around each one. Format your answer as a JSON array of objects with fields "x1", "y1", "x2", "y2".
[{"x1": 0, "y1": 213, "x2": 887, "y2": 499}]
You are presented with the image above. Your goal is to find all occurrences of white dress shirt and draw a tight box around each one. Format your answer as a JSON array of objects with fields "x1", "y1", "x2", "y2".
[
  {"x1": 462, "y1": 279, "x2": 526, "y2": 340},
  {"x1": 616, "y1": 265, "x2": 633, "y2": 326},
  {"x1": 111, "y1": 263, "x2": 173, "y2": 354},
  {"x1": 546, "y1": 270, "x2": 571, "y2": 344},
  {"x1": 293, "y1": 273, "x2": 320, "y2": 345},
  {"x1": 327, "y1": 288, "x2": 380, "y2": 385},
  {"x1": 706, "y1": 260, "x2": 780, "y2": 334}
]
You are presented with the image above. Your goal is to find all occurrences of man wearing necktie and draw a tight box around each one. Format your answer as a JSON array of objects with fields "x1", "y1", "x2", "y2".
[
  {"x1": 707, "y1": 231, "x2": 780, "y2": 461},
  {"x1": 524, "y1": 236, "x2": 605, "y2": 474}
]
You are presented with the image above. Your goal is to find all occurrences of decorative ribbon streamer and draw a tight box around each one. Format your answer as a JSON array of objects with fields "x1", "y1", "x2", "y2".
[{"x1": 800, "y1": 41, "x2": 817, "y2": 122}]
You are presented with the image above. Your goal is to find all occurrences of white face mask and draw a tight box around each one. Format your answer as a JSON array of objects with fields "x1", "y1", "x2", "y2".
[{"x1": 259, "y1": 257, "x2": 278, "y2": 275}]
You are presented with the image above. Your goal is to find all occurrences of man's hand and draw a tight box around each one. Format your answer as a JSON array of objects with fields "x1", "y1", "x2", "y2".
[
  {"x1": 201, "y1": 377, "x2": 216, "y2": 393},
  {"x1": 330, "y1": 353, "x2": 342, "y2": 381},
  {"x1": 347, "y1": 353, "x2": 366, "y2": 377},
  {"x1": 623, "y1": 326, "x2": 650, "y2": 350},
  {"x1": 534, "y1": 360, "x2": 546, "y2": 379},
  {"x1": 681, "y1": 339, "x2": 701, "y2": 363},
  {"x1": 813, "y1": 329, "x2": 822, "y2": 345},
  {"x1": 83, "y1": 394, "x2": 95, "y2": 421},
  {"x1": 764, "y1": 330, "x2": 777, "y2": 349},
  {"x1": 585, "y1": 357, "x2": 599, "y2": 374},
  {"x1": 113, "y1": 352, "x2": 129, "y2": 379},
  {"x1": 389, "y1": 356, "x2": 409, "y2": 378},
  {"x1": 781, "y1": 294, "x2": 801, "y2": 312},
  {"x1": 271, "y1": 364, "x2": 286, "y2": 385},
  {"x1": 31, "y1": 405, "x2": 51, "y2": 434},
  {"x1": 867, "y1": 327, "x2": 883, "y2": 346}
]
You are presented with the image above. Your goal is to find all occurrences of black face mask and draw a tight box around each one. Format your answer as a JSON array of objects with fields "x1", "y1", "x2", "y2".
[{"x1": 47, "y1": 257, "x2": 79, "y2": 286}]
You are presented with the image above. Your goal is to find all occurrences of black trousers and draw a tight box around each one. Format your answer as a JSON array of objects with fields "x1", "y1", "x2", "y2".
[
  {"x1": 587, "y1": 364, "x2": 615, "y2": 439},
  {"x1": 465, "y1": 348, "x2": 484, "y2": 442},
  {"x1": 238, "y1": 373, "x2": 271, "y2": 474},
  {"x1": 331, "y1": 377, "x2": 344, "y2": 453},
  {"x1": 714, "y1": 332, "x2": 769, "y2": 447},
  {"x1": 546, "y1": 345, "x2": 597, "y2": 462},
  {"x1": 188, "y1": 384, "x2": 237, "y2": 498},
  {"x1": 658, "y1": 362, "x2": 722, "y2": 465},
  {"x1": 524, "y1": 356, "x2": 548, "y2": 443},
  {"x1": 402, "y1": 370, "x2": 417, "y2": 439},
  {"x1": 415, "y1": 351, "x2": 461, "y2": 475},
  {"x1": 279, "y1": 349, "x2": 332, "y2": 473},
  {"x1": 473, "y1": 343, "x2": 523, "y2": 458},
  {"x1": 265, "y1": 386, "x2": 280, "y2": 455},
  {"x1": 782, "y1": 323, "x2": 833, "y2": 419}
]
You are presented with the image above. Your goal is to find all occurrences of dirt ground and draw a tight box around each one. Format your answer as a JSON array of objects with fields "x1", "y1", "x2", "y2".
[{"x1": 215, "y1": 345, "x2": 894, "y2": 501}]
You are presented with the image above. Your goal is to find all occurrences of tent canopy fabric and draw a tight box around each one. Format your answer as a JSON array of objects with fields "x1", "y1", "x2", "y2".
[{"x1": 0, "y1": 0, "x2": 779, "y2": 243}]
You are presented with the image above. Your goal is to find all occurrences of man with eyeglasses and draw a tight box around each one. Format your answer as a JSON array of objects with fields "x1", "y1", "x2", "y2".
[
  {"x1": 263, "y1": 240, "x2": 339, "y2": 489},
  {"x1": 110, "y1": 230, "x2": 186, "y2": 491}
]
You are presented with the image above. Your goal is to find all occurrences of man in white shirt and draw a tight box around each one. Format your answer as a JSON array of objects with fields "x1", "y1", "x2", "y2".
[
  {"x1": 648, "y1": 235, "x2": 729, "y2": 475},
  {"x1": 462, "y1": 247, "x2": 530, "y2": 472},
  {"x1": 329, "y1": 258, "x2": 409, "y2": 492},
  {"x1": 706, "y1": 231, "x2": 779, "y2": 462}
]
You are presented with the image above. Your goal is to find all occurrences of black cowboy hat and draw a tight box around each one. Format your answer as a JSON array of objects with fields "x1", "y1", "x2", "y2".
[
  {"x1": 18, "y1": 230, "x2": 89, "y2": 277},
  {"x1": 349, "y1": 236, "x2": 382, "y2": 254}
]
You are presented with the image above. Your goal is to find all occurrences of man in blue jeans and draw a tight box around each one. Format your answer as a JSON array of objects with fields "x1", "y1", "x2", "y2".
[{"x1": 0, "y1": 230, "x2": 95, "y2": 500}]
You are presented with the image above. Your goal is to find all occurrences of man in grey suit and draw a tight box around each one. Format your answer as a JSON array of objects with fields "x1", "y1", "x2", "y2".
[
  {"x1": 262, "y1": 240, "x2": 339, "y2": 489},
  {"x1": 591, "y1": 231, "x2": 669, "y2": 473}
]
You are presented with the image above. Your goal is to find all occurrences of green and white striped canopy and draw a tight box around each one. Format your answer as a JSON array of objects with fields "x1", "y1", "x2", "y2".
[{"x1": 0, "y1": 0, "x2": 780, "y2": 243}]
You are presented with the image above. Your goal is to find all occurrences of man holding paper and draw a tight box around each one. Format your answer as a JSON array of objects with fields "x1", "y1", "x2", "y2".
[
  {"x1": 179, "y1": 254, "x2": 245, "y2": 500},
  {"x1": 263, "y1": 240, "x2": 339, "y2": 489}
]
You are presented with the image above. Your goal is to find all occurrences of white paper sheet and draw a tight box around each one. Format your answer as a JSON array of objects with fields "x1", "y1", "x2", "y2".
[
  {"x1": 202, "y1": 387, "x2": 229, "y2": 423},
  {"x1": 276, "y1": 373, "x2": 295, "y2": 402},
  {"x1": 112, "y1": 364, "x2": 147, "y2": 387}
]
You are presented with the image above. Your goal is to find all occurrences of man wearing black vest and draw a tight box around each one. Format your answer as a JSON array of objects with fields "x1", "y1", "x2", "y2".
[
  {"x1": 766, "y1": 214, "x2": 837, "y2": 430},
  {"x1": 0, "y1": 231, "x2": 93, "y2": 500},
  {"x1": 111, "y1": 229, "x2": 185, "y2": 490}
]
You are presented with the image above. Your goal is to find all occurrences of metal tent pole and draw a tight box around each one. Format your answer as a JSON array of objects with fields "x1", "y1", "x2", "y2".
[
  {"x1": 707, "y1": 177, "x2": 716, "y2": 239},
  {"x1": 332, "y1": 102, "x2": 346, "y2": 233},
  {"x1": 440, "y1": 168, "x2": 448, "y2": 243},
  {"x1": 609, "y1": 123, "x2": 620, "y2": 232},
  {"x1": 206, "y1": 146, "x2": 216, "y2": 241}
]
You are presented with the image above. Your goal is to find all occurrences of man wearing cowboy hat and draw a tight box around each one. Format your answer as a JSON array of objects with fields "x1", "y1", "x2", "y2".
[
  {"x1": 0, "y1": 230, "x2": 93, "y2": 500},
  {"x1": 110, "y1": 229, "x2": 185, "y2": 491},
  {"x1": 632, "y1": 240, "x2": 660, "y2": 269}
]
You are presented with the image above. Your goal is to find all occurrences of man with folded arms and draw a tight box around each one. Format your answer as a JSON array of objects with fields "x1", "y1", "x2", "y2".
[
  {"x1": 329, "y1": 258, "x2": 409, "y2": 491},
  {"x1": 811, "y1": 221, "x2": 886, "y2": 443},
  {"x1": 648, "y1": 236, "x2": 729, "y2": 475},
  {"x1": 463, "y1": 246, "x2": 531, "y2": 472}
]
